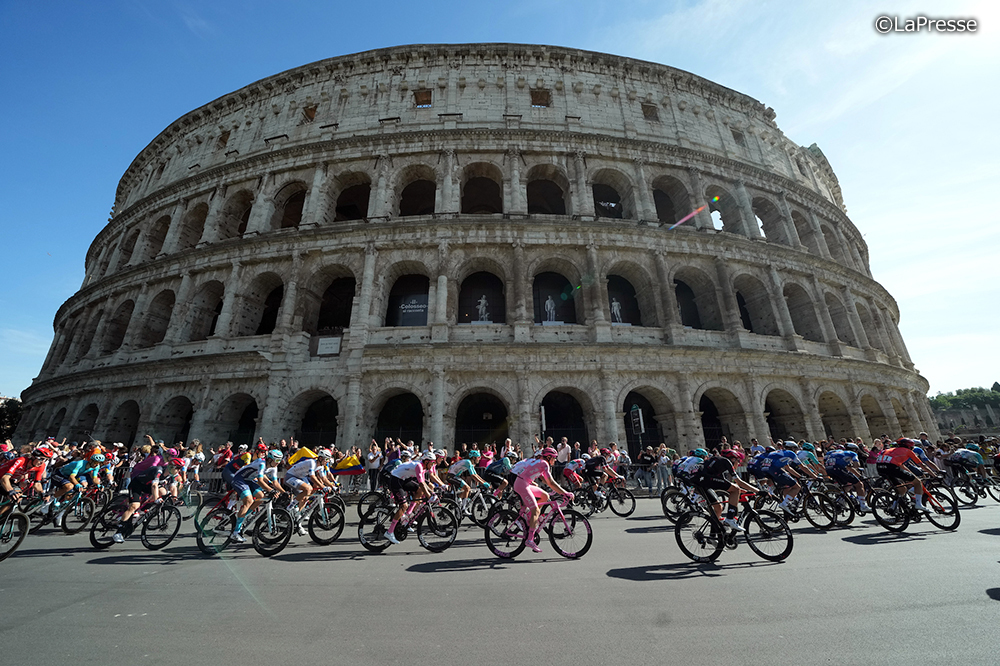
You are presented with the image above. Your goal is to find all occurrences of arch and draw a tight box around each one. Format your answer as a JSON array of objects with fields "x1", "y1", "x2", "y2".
[
  {"x1": 134, "y1": 289, "x2": 175, "y2": 348},
  {"x1": 622, "y1": 391, "x2": 663, "y2": 458},
  {"x1": 459, "y1": 271, "x2": 506, "y2": 324},
  {"x1": 271, "y1": 181, "x2": 307, "y2": 230},
  {"x1": 233, "y1": 272, "x2": 284, "y2": 337},
  {"x1": 150, "y1": 395, "x2": 194, "y2": 444},
  {"x1": 824, "y1": 292, "x2": 858, "y2": 346},
  {"x1": 115, "y1": 229, "x2": 141, "y2": 270},
  {"x1": 591, "y1": 168, "x2": 635, "y2": 220},
  {"x1": 141, "y1": 215, "x2": 171, "y2": 261},
  {"x1": 293, "y1": 392, "x2": 340, "y2": 449},
  {"x1": 187, "y1": 280, "x2": 225, "y2": 341},
  {"x1": 176, "y1": 202, "x2": 208, "y2": 251},
  {"x1": 105, "y1": 400, "x2": 141, "y2": 448},
  {"x1": 525, "y1": 164, "x2": 569, "y2": 215},
  {"x1": 751, "y1": 196, "x2": 789, "y2": 245},
  {"x1": 533, "y1": 271, "x2": 580, "y2": 324},
  {"x1": 817, "y1": 390, "x2": 852, "y2": 440},
  {"x1": 96, "y1": 242, "x2": 116, "y2": 279},
  {"x1": 218, "y1": 189, "x2": 254, "y2": 240},
  {"x1": 385, "y1": 274, "x2": 430, "y2": 327},
  {"x1": 892, "y1": 397, "x2": 914, "y2": 436},
  {"x1": 791, "y1": 211, "x2": 821, "y2": 255},
  {"x1": 860, "y1": 394, "x2": 890, "y2": 438},
  {"x1": 332, "y1": 172, "x2": 372, "y2": 221},
  {"x1": 540, "y1": 390, "x2": 589, "y2": 444},
  {"x1": 732, "y1": 273, "x2": 779, "y2": 336},
  {"x1": 855, "y1": 303, "x2": 881, "y2": 351},
  {"x1": 606, "y1": 261, "x2": 658, "y2": 328},
  {"x1": 455, "y1": 392, "x2": 510, "y2": 446},
  {"x1": 46, "y1": 407, "x2": 67, "y2": 439},
  {"x1": 698, "y1": 387, "x2": 745, "y2": 447},
  {"x1": 673, "y1": 266, "x2": 722, "y2": 331},
  {"x1": 374, "y1": 391, "x2": 424, "y2": 444},
  {"x1": 764, "y1": 389, "x2": 807, "y2": 442},
  {"x1": 312, "y1": 277, "x2": 357, "y2": 335},
  {"x1": 461, "y1": 162, "x2": 504, "y2": 214},
  {"x1": 53, "y1": 321, "x2": 79, "y2": 367},
  {"x1": 783, "y1": 282, "x2": 824, "y2": 342},
  {"x1": 213, "y1": 393, "x2": 259, "y2": 446},
  {"x1": 70, "y1": 403, "x2": 100, "y2": 443},
  {"x1": 101, "y1": 300, "x2": 135, "y2": 354},
  {"x1": 705, "y1": 185, "x2": 744, "y2": 234},
  {"x1": 651, "y1": 174, "x2": 692, "y2": 226},
  {"x1": 396, "y1": 165, "x2": 437, "y2": 217},
  {"x1": 73, "y1": 309, "x2": 104, "y2": 361},
  {"x1": 821, "y1": 224, "x2": 849, "y2": 264},
  {"x1": 607, "y1": 275, "x2": 644, "y2": 326}
]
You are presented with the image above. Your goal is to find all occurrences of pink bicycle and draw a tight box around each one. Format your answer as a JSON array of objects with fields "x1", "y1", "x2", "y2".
[{"x1": 484, "y1": 492, "x2": 592, "y2": 559}]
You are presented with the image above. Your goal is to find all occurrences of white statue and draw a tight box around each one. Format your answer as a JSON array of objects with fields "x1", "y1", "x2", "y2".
[
  {"x1": 476, "y1": 295, "x2": 489, "y2": 321},
  {"x1": 544, "y1": 295, "x2": 557, "y2": 321},
  {"x1": 611, "y1": 297, "x2": 623, "y2": 323}
]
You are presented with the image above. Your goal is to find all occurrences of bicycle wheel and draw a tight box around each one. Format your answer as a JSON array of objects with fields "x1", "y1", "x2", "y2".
[
  {"x1": 358, "y1": 506, "x2": 392, "y2": 553},
  {"x1": 182, "y1": 487, "x2": 203, "y2": 514},
  {"x1": 253, "y1": 507, "x2": 294, "y2": 557},
  {"x1": 0, "y1": 510, "x2": 29, "y2": 562},
  {"x1": 802, "y1": 492, "x2": 836, "y2": 530},
  {"x1": 547, "y1": 508, "x2": 592, "y2": 559},
  {"x1": 357, "y1": 491, "x2": 389, "y2": 520},
  {"x1": 828, "y1": 491, "x2": 856, "y2": 527},
  {"x1": 661, "y1": 489, "x2": 696, "y2": 523},
  {"x1": 327, "y1": 493, "x2": 347, "y2": 515},
  {"x1": 484, "y1": 509, "x2": 527, "y2": 559},
  {"x1": 196, "y1": 507, "x2": 236, "y2": 555},
  {"x1": 61, "y1": 497, "x2": 96, "y2": 535},
  {"x1": 22, "y1": 498, "x2": 51, "y2": 535},
  {"x1": 141, "y1": 505, "x2": 182, "y2": 550},
  {"x1": 607, "y1": 487, "x2": 636, "y2": 517},
  {"x1": 675, "y1": 512, "x2": 724, "y2": 563},
  {"x1": 986, "y1": 478, "x2": 1000, "y2": 503},
  {"x1": 308, "y1": 503, "x2": 346, "y2": 545},
  {"x1": 743, "y1": 509, "x2": 793, "y2": 561},
  {"x1": 89, "y1": 501, "x2": 127, "y2": 550},
  {"x1": 954, "y1": 480, "x2": 978, "y2": 506},
  {"x1": 869, "y1": 489, "x2": 910, "y2": 533},
  {"x1": 417, "y1": 505, "x2": 459, "y2": 553},
  {"x1": 469, "y1": 493, "x2": 496, "y2": 528},
  {"x1": 923, "y1": 490, "x2": 961, "y2": 531}
]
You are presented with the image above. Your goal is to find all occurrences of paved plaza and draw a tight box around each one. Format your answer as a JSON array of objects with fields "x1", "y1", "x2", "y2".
[{"x1": 1, "y1": 497, "x2": 997, "y2": 666}]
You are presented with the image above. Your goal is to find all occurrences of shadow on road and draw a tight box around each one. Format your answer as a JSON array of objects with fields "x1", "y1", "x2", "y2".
[
  {"x1": 979, "y1": 528, "x2": 1000, "y2": 536},
  {"x1": 271, "y1": 549, "x2": 365, "y2": 563},
  {"x1": 7, "y1": 545, "x2": 84, "y2": 558},
  {"x1": 606, "y1": 560, "x2": 778, "y2": 581},
  {"x1": 840, "y1": 531, "x2": 931, "y2": 546},
  {"x1": 625, "y1": 514, "x2": 666, "y2": 522},
  {"x1": 625, "y1": 524, "x2": 671, "y2": 534},
  {"x1": 986, "y1": 588, "x2": 1000, "y2": 601},
  {"x1": 406, "y1": 557, "x2": 530, "y2": 573}
]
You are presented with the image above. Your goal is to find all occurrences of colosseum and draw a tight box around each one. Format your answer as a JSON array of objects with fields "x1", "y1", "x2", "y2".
[{"x1": 16, "y1": 43, "x2": 940, "y2": 454}]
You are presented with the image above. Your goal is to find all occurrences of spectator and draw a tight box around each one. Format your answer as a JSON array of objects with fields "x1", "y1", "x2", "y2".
[{"x1": 636, "y1": 445, "x2": 656, "y2": 494}]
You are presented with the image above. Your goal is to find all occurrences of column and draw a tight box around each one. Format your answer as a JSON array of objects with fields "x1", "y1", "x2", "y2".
[
  {"x1": 165, "y1": 271, "x2": 194, "y2": 344},
  {"x1": 507, "y1": 148, "x2": 524, "y2": 215},
  {"x1": 119, "y1": 285, "x2": 151, "y2": 352},
  {"x1": 840, "y1": 286, "x2": 871, "y2": 349},
  {"x1": 157, "y1": 201, "x2": 187, "y2": 257},
  {"x1": 212, "y1": 262, "x2": 243, "y2": 337},
  {"x1": 734, "y1": 180, "x2": 760, "y2": 238},
  {"x1": 512, "y1": 242, "x2": 528, "y2": 322},
  {"x1": 632, "y1": 158, "x2": 656, "y2": 221},
  {"x1": 517, "y1": 369, "x2": 533, "y2": 446},
  {"x1": 809, "y1": 274, "x2": 841, "y2": 352},
  {"x1": 714, "y1": 257, "x2": 742, "y2": 334},
  {"x1": 797, "y1": 379, "x2": 826, "y2": 443},
  {"x1": 342, "y1": 373, "x2": 363, "y2": 448},
  {"x1": 882, "y1": 310, "x2": 913, "y2": 365},
  {"x1": 846, "y1": 395, "x2": 873, "y2": 441},
  {"x1": 85, "y1": 309, "x2": 113, "y2": 359},
  {"x1": 863, "y1": 298, "x2": 891, "y2": 354},
  {"x1": 572, "y1": 152, "x2": 595, "y2": 218},
  {"x1": 653, "y1": 251, "x2": 679, "y2": 343},
  {"x1": 441, "y1": 149, "x2": 459, "y2": 214},
  {"x1": 875, "y1": 391, "x2": 901, "y2": 437},
  {"x1": 197, "y1": 186, "x2": 227, "y2": 246},
  {"x1": 870, "y1": 307, "x2": 900, "y2": 361},
  {"x1": 685, "y1": 168, "x2": 713, "y2": 230},
  {"x1": 370, "y1": 155, "x2": 390, "y2": 219},
  {"x1": 56, "y1": 395, "x2": 84, "y2": 441},
  {"x1": 743, "y1": 375, "x2": 771, "y2": 444},
  {"x1": 674, "y1": 374, "x2": 703, "y2": 449},
  {"x1": 275, "y1": 255, "x2": 302, "y2": 336},
  {"x1": 431, "y1": 367, "x2": 445, "y2": 448},
  {"x1": 187, "y1": 380, "x2": 213, "y2": 443},
  {"x1": 599, "y1": 371, "x2": 621, "y2": 444},
  {"x1": 349, "y1": 244, "x2": 378, "y2": 346},
  {"x1": 808, "y1": 210, "x2": 833, "y2": 259},
  {"x1": 301, "y1": 163, "x2": 329, "y2": 227},
  {"x1": 243, "y1": 173, "x2": 274, "y2": 235},
  {"x1": 767, "y1": 266, "x2": 797, "y2": 340},
  {"x1": 777, "y1": 191, "x2": 804, "y2": 248},
  {"x1": 586, "y1": 244, "x2": 607, "y2": 323}
]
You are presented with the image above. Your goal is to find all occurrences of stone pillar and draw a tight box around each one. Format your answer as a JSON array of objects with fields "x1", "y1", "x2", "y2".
[
  {"x1": 370, "y1": 155, "x2": 390, "y2": 219},
  {"x1": 85, "y1": 310, "x2": 113, "y2": 360},
  {"x1": 301, "y1": 163, "x2": 329, "y2": 228},
  {"x1": 158, "y1": 201, "x2": 187, "y2": 257},
  {"x1": 862, "y1": 298, "x2": 891, "y2": 354},
  {"x1": 870, "y1": 307, "x2": 900, "y2": 362},
  {"x1": 586, "y1": 244, "x2": 607, "y2": 323},
  {"x1": 349, "y1": 244, "x2": 378, "y2": 346},
  {"x1": 808, "y1": 210, "x2": 833, "y2": 259},
  {"x1": 187, "y1": 380, "x2": 213, "y2": 443},
  {"x1": 441, "y1": 149, "x2": 459, "y2": 214},
  {"x1": 797, "y1": 378, "x2": 826, "y2": 443},
  {"x1": 165, "y1": 271, "x2": 194, "y2": 344},
  {"x1": 56, "y1": 395, "x2": 83, "y2": 441},
  {"x1": 685, "y1": 168, "x2": 714, "y2": 230},
  {"x1": 840, "y1": 286, "x2": 871, "y2": 349},
  {"x1": 243, "y1": 173, "x2": 274, "y2": 235},
  {"x1": 632, "y1": 158, "x2": 656, "y2": 222},
  {"x1": 767, "y1": 266, "x2": 798, "y2": 343},
  {"x1": 599, "y1": 371, "x2": 621, "y2": 444},
  {"x1": 572, "y1": 152, "x2": 595, "y2": 218},
  {"x1": 517, "y1": 370, "x2": 533, "y2": 446},
  {"x1": 911, "y1": 392, "x2": 938, "y2": 440},
  {"x1": 432, "y1": 242, "x2": 450, "y2": 342},
  {"x1": 653, "y1": 251, "x2": 679, "y2": 342},
  {"x1": 275, "y1": 255, "x2": 302, "y2": 336},
  {"x1": 714, "y1": 257, "x2": 743, "y2": 334},
  {"x1": 119, "y1": 285, "x2": 151, "y2": 351},
  {"x1": 512, "y1": 241, "x2": 528, "y2": 323},
  {"x1": 734, "y1": 180, "x2": 760, "y2": 238},
  {"x1": 846, "y1": 394, "x2": 873, "y2": 441},
  {"x1": 674, "y1": 375, "x2": 704, "y2": 449},
  {"x1": 342, "y1": 374, "x2": 363, "y2": 448},
  {"x1": 212, "y1": 261, "x2": 243, "y2": 337},
  {"x1": 777, "y1": 191, "x2": 804, "y2": 248},
  {"x1": 431, "y1": 367, "x2": 446, "y2": 448},
  {"x1": 809, "y1": 274, "x2": 841, "y2": 352},
  {"x1": 198, "y1": 187, "x2": 227, "y2": 246},
  {"x1": 507, "y1": 148, "x2": 524, "y2": 215},
  {"x1": 742, "y1": 375, "x2": 770, "y2": 443},
  {"x1": 882, "y1": 310, "x2": 913, "y2": 365}
]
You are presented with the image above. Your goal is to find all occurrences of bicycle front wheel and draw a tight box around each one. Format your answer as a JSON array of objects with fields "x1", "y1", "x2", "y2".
[
  {"x1": 357, "y1": 491, "x2": 389, "y2": 520},
  {"x1": 954, "y1": 480, "x2": 978, "y2": 506},
  {"x1": 417, "y1": 505, "x2": 459, "y2": 553},
  {"x1": 484, "y1": 509, "x2": 527, "y2": 559},
  {"x1": 869, "y1": 490, "x2": 910, "y2": 533},
  {"x1": 61, "y1": 497, "x2": 96, "y2": 535},
  {"x1": 547, "y1": 509, "x2": 592, "y2": 559},
  {"x1": 89, "y1": 501, "x2": 127, "y2": 550},
  {"x1": 828, "y1": 491, "x2": 856, "y2": 527},
  {"x1": 923, "y1": 490, "x2": 961, "y2": 531},
  {"x1": 674, "y1": 512, "x2": 724, "y2": 563},
  {"x1": 661, "y1": 488, "x2": 695, "y2": 523},
  {"x1": 141, "y1": 505, "x2": 182, "y2": 550},
  {"x1": 253, "y1": 508, "x2": 294, "y2": 557},
  {"x1": 196, "y1": 507, "x2": 235, "y2": 555},
  {"x1": 986, "y1": 478, "x2": 1000, "y2": 503},
  {"x1": 0, "y1": 511, "x2": 29, "y2": 562},
  {"x1": 469, "y1": 493, "x2": 496, "y2": 528},
  {"x1": 743, "y1": 510, "x2": 793, "y2": 561},
  {"x1": 607, "y1": 487, "x2": 636, "y2": 517},
  {"x1": 308, "y1": 503, "x2": 346, "y2": 545},
  {"x1": 358, "y1": 506, "x2": 392, "y2": 553}
]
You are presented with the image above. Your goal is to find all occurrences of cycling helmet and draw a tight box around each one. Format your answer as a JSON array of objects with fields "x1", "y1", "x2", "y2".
[
  {"x1": 599, "y1": 448, "x2": 611, "y2": 457},
  {"x1": 255, "y1": 442, "x2": 268, "y2": 452},
  {"x1": 435, "y1": 449, "x2": 447, "y2": 459},
  {"x1": 399, "y1": 449, "x2": 413, "y2": 460},
  {"x1": 895, "y1": 438, "x2": 915, "y2": 449},
  {"x1": 420, "y1": 451, "x2": 436, "y2": 462},
  {"x1": 194, "y1": 452, "x2": 206, "y2": 462},
  {"x1": 801, "y1": 443, "x2": 815, "y2": 453},
  {"x1": 32, "y1": 446, "x2": 56, "y2": 460},
  {"x1": 783, "y1": 441, "x2": 798, "y2": 449},
  {"x1": 764, "y1": 446, "x2": 777, "y2": 453},
  {"x1": 237, "y1": 444, "x2": 249, "y2": 452},
  {"x1": 468, "y1": 449, "x2": 481, "y2": 458},
  {"x1": 169, "y1": 457, "x2": 185, "y2": 468},
  {"x1": 267, "y1": 450, "x2": 284, "y2": 461},
  {"x1": 165, "y1": 448, "x2": 179, "y2": 457},
  {"x1": 537, "y1": 446, "x2": 557, "y2": 458},
  {"x1": 692, "y1": 448, "x2": 709, "y2": 459},
  {"x1": 89, "y1": 453, "x2": 106, "y2": 463},
  {"x1": 966, "y1": 443, "x2": 981, "y2": 452},
  {"x1": 318, "y1": 448, "x2": 333, "y2": 460},
  {"x1": 581, "y1": 453, "x2": 591, "y2": 460},
  {"x1": 845, "y1": 443, "x2": 859, "y2": 451}
]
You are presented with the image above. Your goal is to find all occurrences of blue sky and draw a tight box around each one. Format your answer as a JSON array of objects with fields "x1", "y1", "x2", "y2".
[{"x1": 1, "y1": 0, "x2": 997, "y2": 399}]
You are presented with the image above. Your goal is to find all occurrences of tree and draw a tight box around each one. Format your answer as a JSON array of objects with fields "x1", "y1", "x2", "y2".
[
  {"x1": 929, "y1": 387, "x2": 1000, "y2": 411},
  {"x1": 0, "y1": 398, "x2": 23, "y2": 441}
]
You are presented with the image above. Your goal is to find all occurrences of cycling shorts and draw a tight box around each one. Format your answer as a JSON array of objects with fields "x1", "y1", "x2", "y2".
[
  {"x1": 447, "y1": 475, "x2": 468, "y2": 490},
  {"x1": 285, "y1": 476, "x2": 311, "y2": 491},
  {"x1": 770, "y1": 472, "x2": 797, "y2": 489},
  {"x1": 562, "y1": 469, "x2": 582, "y2": 486},
  {"x1": 826, "y1": 467, "x2": 860, "y2": 486},
  {"x1": 50, "y1": 473, "x2": 73, "y2": 488},
  {"x1": 128, "y1": 479, "x2": 153, "y2": 502},
  {"x1": 387, "y1": 475, "x2": 419, "y2": 500},
  {"x1": 696, "y1": 476, "x2": 732, "y2": 493},
  {"x1": 480, "y1": 470, "x2": 505, "y2": 487},
  {"x1": 224, "y1": 467, "x2": 260, "y2": 498},
  {"x1": 876, "y1": 462, "x2": 915, "y2": 484},
  {"x1": 513, "y1": 476, "x2": 546, "y2": 512}
]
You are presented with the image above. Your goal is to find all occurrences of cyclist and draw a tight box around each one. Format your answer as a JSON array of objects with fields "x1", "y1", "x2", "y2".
[
  {"x1": 262, "y1": 449, "x2": 286, "y2": 494},
  {"x1": 944, "y1": 443, "x2": 987, "y2": 482},
  {"x1": 481, "y1": 452, "x2": 512, "y2": 495},
  {"x1": 53, "y1": 452, "x2": 105, "y2": 500},
  {"x1": 112, "y1": 457, "x2": 182, "y2": 543},
  {"x1": 284, "y1": 448, "x2": 330, "y2": 533},
  {"x1": 691, "y1": 448, "x2": 759, "y2": 530},
  {"x1": 448, "y1": 450, "x2": 488, "y2": 515},
  {"x1": 874, "y1": 438, "x2": 934, "y2": 512},
  {"x1": 385, "y1": 450, "x2": 434, "y2": 544},
  {"x1": 560, "y1": 456, "x2": 588, "y2": 492},
  {"x1": 795, "y1": 442, "x2": 824, "y2": 477},
  {"x1": 1, "y1": 446, "x2": 55, "y2": 505},
  {"x1": 824, "y1": 443, "x2": 871, "y2": 512},
  {"x1": 509, "y1": 447, "x2": 571, "y2": 553},
  {"x1": 765, "y1": 442, "x2": 815, "y2": 512},
  {"x1": 581, "y1": 447, "x2": 624, "y2": 500},
  {"x1": 420, "y1": 450, "x2": 447, "y2": 491}
]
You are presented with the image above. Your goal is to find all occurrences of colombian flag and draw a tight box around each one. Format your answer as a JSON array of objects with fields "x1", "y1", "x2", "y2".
[{"x1": 331, "y1": 454, "x2": 364, "y2": 475}]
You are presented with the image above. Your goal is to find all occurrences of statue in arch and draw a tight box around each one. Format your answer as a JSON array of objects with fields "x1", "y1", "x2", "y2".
[
  {"x1": 476, "y1": 295, "x2": 489, "y2": 322},
  {"x1": 544, "y1": 295, "x2": 557, "y2": 322},
  {"x1": 611, "y1": 296, "x2": 623, "y2": 323}
]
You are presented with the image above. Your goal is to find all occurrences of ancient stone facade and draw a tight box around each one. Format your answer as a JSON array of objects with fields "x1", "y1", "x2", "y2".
[{"x1": 16, "y1": 44, "x2": 939, "y2": 454}]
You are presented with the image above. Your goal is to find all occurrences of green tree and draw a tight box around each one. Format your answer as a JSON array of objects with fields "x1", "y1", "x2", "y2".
[
  {"x1": 0, "y1": 398, "x2": 23, "y2": 441},
  {"x1": 929, "y1": 387, "x2": 1000, "y2": 411}
]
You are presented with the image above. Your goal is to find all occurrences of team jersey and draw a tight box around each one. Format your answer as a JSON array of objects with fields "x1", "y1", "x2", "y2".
[
  {"x1": 448, "y1": 459, "x2": 476, "y2": 477},
  {"x1": 698, "y1": 456, "x2": 734, "y2": 481},
  {"x1": 824, "y1": 450, "x2": 860, "y2": 469},
  {"x1": 947, "y1": 449, "x2": 984, "y2": 466},
  {"x1": 486, "y1": 458, "x2": 513, "y2": 475},
  {"x1": 875, "y1": 447, "x2": 922, "y2": 467},
  {"x1": 263, "y1": 465, "x2": 280, "y2": 484},
  {"x1": 563, "y1": 459, "x2": 587, "y2": 472},
  {"x1": 765, "y1": 450, "x2": 801, "y2": 472},
  {"x1": 674, "y1": 456, "x2": 703, "y2": 478},
  {"x1": 286, "y1": 458, "x2": 317, "y2": 480},
  {"x1": 382, "y1": 458, "x2": 402, "y2": 475},
  {"x1": 390, "y1": 461, "x2": 425, "y2": 482},
  {"x1": 911, "y1": 446, "x2": 931, "y2": 463},
  {"x1": 58, "y1": 459, "x2": 100, "y2": 481},
  {"x1": 584, "y1": 455, "x2": 612, "y2": 473},
  {"x1": 236, "y1": 458, "x2": 267, "y2": 480},
  {"x1": 796, "y1": 450, "x2": 820, "y2": 466},
  {"x1": 132, "y1": 465, "x2": 164, "y2": 485},
  {"x1": 511, "y1": 457, "x2": 552, "y2": 483},
  {"x1": 131, "y1": 453, "x2": 166, "y2": 478},
  {"x1": 0, "y1": 457, "x2": 48, "y2": 483}
]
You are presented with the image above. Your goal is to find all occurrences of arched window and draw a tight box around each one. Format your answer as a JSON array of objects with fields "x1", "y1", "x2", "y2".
[
  {"x1": 791, "y1": 211, "x2": 821, "y2": 255},
  {"x1": 751, "y1": 197, "x2": 789, "y2": 245},
  {"x1": 532, "y1": 272, "x2": 578, "y2": 324},
  {"x1": 74, "y1": 310, "x2": 104, "y2": 361},
  {"x1": 462, "y1": 177, "x2": 502, "y2": 214},
  {"x1": 783, "y1": 283, "x2": 824, "y2": 342},
  {"x1": 824, "y1": 292, "x2": 858, "y2": 346},
  {"x1": 233, "y1": 273, "x2": 284, "y2": 337},
  {"x1": 105, "y1": 400, "x2": 141, "y2": 448},
  {"x1": 101, "y1": 300, "x2": 135, "y2": 354},
  {"x1": 591, "y1": 169, "x2": 635, "y2": 219},
  {"x1": 176, "y1": 203, "x2": 208, "y2": 251},
  {"x1": 455, "y1": 392, "x2": 510, "y2": 445},
  {"x1": 142, "y1": 215, "x2": 171, "y2": 261},
  {"x1": 385, "y1": 275, "x2": 430, "y2": 326},
  {"x1": 314, "y1": 278, "x2": 356, "y2": 333},
  {"x1": 525, "y1": 165, "x2": 569, "y2": 215},
  {"x1": 374, "y1": 392, "x2": 423, "y2": 444},
  {"x1": 272, "y1": 184, "x2": 307, "y2": 230},
  {"x1": 187, "y1": 281, "x2": 225, "y2": 342},
  {"x1": 458, "y1": 272, "x2": 505, "y2": 324},
  {"x1": 399, "y1": 180, "x2": 436, "y2": 216},
  {"x1": 334, "y1": 177, "x2": 371, "y2": 221},
  {"x1": 675, "y1": 280, "x2": 701, "y2": 328},
  {"x1": 607, "y1": 275, "x2": 643, "y2": 326},
  {"x1": 673, "y1": 267, "x2": 722, "y2": 330},
  {"x1": 540, "y1": 391, "x2": 588, "y2": 443},
  {"x1": 135, "y1": 289, "x2": 175, "y2": 348},
  {"x1": 219, "y1": 190, "x2": 254, "y2": 240},
  {"x1": 115, "y1": 229, "x2": 140, "y2": 271},
  {"x1": 733, "y1": 274, "x2": 780, "y2": 336},
  {"x1": 651, "y1": 175, "x2": 691, "y2": 226},
  {"x1": 297, "y1": 395, "x2": 339, "y2": 449},
  {"x1": 705, "y1": 186, "x2": 743, "y2": 235}
]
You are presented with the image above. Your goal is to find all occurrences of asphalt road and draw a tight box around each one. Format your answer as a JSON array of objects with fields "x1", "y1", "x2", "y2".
[{"x1": 1, "y1": 495, "x2": 998, "y2": 666}]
